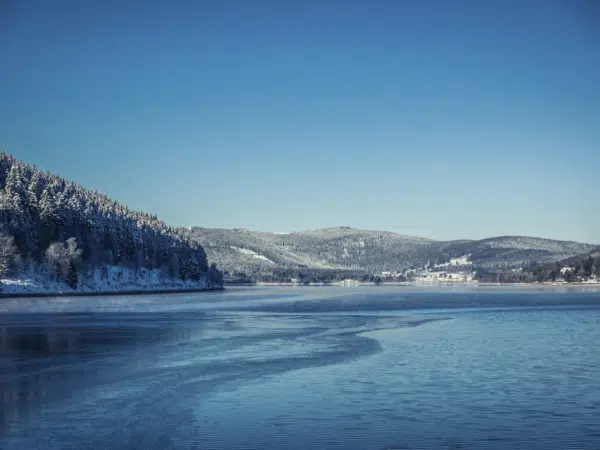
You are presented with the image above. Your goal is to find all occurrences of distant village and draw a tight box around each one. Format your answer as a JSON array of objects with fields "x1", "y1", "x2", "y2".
[
  {"x1": 374, "y1": 255, "x2": 600, "y2": 285},
  {"x1": 378, "y1": 256, "x2": 477, "y2": 285}
]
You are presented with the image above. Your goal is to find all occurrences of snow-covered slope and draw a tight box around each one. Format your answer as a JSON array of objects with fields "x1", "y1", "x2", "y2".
[{"x1": 186, "y1": 227, "x2": 596, "y2": 281}]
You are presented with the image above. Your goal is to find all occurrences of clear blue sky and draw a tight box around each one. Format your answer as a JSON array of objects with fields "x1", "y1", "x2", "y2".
[{"x1": 1, "y1": 0, "x2": 598, "y2": 243}]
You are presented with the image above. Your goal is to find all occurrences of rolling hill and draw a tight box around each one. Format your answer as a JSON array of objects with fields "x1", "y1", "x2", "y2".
[{"x1": 185, "y1": 226, "x2": 596, "y2": 282}]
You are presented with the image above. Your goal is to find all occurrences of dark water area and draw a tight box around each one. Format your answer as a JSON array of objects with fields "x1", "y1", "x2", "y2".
[{"x1": 1, "y1": 286, "x2": 600, "y2": 449}]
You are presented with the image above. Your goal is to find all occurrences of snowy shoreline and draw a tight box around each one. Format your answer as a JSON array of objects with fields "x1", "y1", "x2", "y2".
[
  {"x1": 0, "y1": 285, "x2": 224, "y2": 299},
  {"x1": 1, "y1": 264, "x2": 224, "y2": 299}
]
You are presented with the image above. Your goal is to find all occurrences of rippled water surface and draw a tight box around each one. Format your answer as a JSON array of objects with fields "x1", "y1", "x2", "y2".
[{"x1": 2, "y1": 286, "x2": 600, "y2": 449}]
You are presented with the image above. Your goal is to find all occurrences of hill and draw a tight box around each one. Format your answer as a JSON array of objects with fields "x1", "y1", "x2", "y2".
[
  {"x1": 186, "y1": 226, "x2": 596, "y2": 283},
  {"x1": 428, "y1": 236, "x2": 595, "y2": 269},
  {"x1": 184, "y1": 226, "x2": 436, "y2": 283},
  {"x1": 0, "y1": 153, "x2": 222, "y2": 294},
  {"x1": 525, "y1": 247, "x2": 600, "y2": 283}
]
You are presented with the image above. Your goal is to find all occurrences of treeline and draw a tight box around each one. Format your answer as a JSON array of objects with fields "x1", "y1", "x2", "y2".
[
  {"x1": 0, "y1": 153, "x2": 222, "y2": 287},
  {"x1": 225, "y1": 268, "x2": 381, "y2": 284},
  {"x1": 475, "y1": 268, "x2": 538, "y2": 283},
  {"x1": 530, "y1": 253, "x2": 600, "y2": 282}
]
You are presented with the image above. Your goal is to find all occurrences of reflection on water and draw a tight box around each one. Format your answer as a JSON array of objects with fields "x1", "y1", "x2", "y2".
[{"x1": 0, "y1": 312, "x2": 204, "y2": 432}]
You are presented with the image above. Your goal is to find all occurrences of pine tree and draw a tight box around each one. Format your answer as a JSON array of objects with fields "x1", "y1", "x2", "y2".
[
  {"x1": 67, "y1": 260, "x2": 78, "y2": 289},
  {"x1": 0, "y1": 232, "x2": 20, "y2": 275}
]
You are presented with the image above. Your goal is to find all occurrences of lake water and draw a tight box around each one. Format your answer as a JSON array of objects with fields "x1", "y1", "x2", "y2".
[{"x1": 1, "y1": 286, "x2": 600, "y2": 449}]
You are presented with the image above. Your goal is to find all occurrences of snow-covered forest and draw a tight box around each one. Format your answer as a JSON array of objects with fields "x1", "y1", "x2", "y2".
[
  {"x1": 0, "y1": 153, "x2": 222, "y2": 294},
  {"x1": 187, "y1": 226, "x2": 596, "y2": 283}
]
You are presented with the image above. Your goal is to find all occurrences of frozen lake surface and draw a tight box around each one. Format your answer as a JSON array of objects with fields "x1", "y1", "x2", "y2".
[{"x1": 2, "y1": 286, "x2": 600, "y2": 449}]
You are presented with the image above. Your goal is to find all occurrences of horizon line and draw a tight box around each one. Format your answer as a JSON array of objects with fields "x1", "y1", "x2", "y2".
[{"x1": 185, "y1": 225, "x2": 599, "y2": 246}]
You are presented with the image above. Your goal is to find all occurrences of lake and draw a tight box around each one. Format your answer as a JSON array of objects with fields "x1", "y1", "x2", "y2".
[{"x1": 1, "y1": 286, "x2": 600, "y2": 449}]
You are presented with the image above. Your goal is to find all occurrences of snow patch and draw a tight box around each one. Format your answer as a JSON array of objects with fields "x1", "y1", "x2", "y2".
[{"x1": 229, "y1": 246, "x2": 274, "y2": 264}]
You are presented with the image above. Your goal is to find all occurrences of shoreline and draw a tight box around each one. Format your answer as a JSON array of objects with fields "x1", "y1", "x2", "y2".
[
  {"x1": 476, "y1": 282, "x2": 600, "y2": 289},
  {"x1": 11, "y1": 282, "x2": 596, "y2": 298},
  {"x1": 0, "y1": 286, "x2": 225, "y2": 299},
  {"x1": 238, "y1": 281, "x2": 600, "y2": 289}
]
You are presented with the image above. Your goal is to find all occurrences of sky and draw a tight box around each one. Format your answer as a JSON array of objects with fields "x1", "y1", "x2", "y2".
[{"x1": 1, "y1": 0, "x2": 599, "y2": 243}]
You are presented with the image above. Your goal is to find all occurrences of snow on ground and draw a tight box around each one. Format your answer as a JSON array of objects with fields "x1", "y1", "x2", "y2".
[
  {"x1": 1, "y1": 265, "x2": 209, "y2": 296},
  {"x1": 229, "y1": 246, "x2": 275, "y2": 264}
]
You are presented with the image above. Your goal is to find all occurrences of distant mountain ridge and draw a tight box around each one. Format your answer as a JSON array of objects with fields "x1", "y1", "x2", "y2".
[{"x1": 185, "y1": 226, "x2": 596, "y2": 282}]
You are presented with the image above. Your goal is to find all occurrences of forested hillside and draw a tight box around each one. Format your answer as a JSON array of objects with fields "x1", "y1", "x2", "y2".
[
  {"x1": 185, "y1": 227, "x2": 435, "y2": 282},
  {"x1": 430, "y1": 236, "x2": 595, "y2": 270},
  {"x1": 187, "y1": 226, "x2": 596, "y2": 283},
  {"x1": 0, "y1": 153, "x2": 222, "y2": 293},
  {"x1": 482, "y1": 249, "x2": 600, "y2": 283}
]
